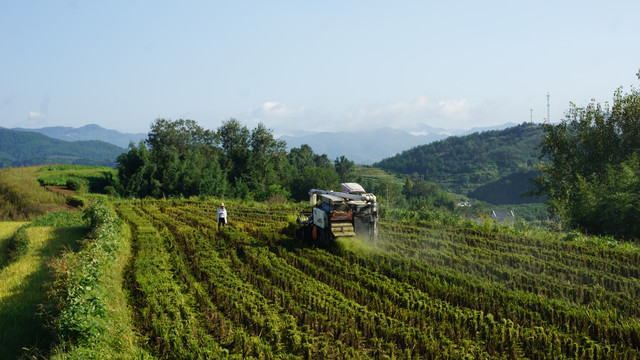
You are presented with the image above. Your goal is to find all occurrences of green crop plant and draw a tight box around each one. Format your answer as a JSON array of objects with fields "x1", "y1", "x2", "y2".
[{"x1": 106, "y1": 199, "x2": 640, "y2": 358}]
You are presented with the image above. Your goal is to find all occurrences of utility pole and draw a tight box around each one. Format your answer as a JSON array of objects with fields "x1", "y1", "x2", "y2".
[{"x1": 386, "y1": 186, "x2": 389, "y2": 208}]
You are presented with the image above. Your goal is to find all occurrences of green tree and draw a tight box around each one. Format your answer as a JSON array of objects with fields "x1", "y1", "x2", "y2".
[
  {"x1": 217, "y1": 118, "x2": 251, "y2": 183},
  {"x1": 117, "y1": 118, "x2": 348, "y2": 202},
  {"x1": 287, "y1": 145, "x2": 317, "y2": 172},
  {"x1": 117, "y1": 119, "x2": 228, "y2": 198},
  {"x1": 373, "y1": 180, "x2": 405, "y2": 208},
  {"x1": 534, "y1": 72, "x2": 640, "y2": 238},
  {"x1": 147, "y1": 118, "x2": 217, "y2": 153},
  {"x1": 334, "y1": 155, "x2": 354, "y2": 180},
  {"x1": 404, "y1": 177, "x2": 414, "y2": 193},
  {"x1": 290, "y1": 166, "x2": 340, "y2": 200},
  {"x1": 403, "y1": 179, "x2": 455, "y2": 210},
  {"x1": 116, "y1": 141, "x2": 159, "y2": 197},
  {"x1": 246, "y1": 123, "x2": 287, "y2": 197}
]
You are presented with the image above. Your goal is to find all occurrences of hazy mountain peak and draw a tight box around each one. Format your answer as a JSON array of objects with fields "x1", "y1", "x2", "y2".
[{"x1": 12, "y1": 124, "x2": 146, "y2": 149}]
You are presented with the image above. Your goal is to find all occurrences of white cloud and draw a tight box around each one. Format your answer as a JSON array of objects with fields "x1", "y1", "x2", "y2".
[
  {"x1": 438, "y1": 99, "x2": 470, "y2": 120},
  {"x1": 17, "y1": 110, "x2": 49, "y2": 128},
  {"x1": 28, "y1": 111, "x2": 46, "y2": 119},
  {"x1": 254, "y1": 101, "x2": 304, "y2": 117},
  {"x1": 241, "y1": 96, "x2": 494, "y2": 136},
  {"x1": 342, "y1": 96, "x2": 475, "y2": 131},
  {"x1": 243, "y1": 101, "x2": 309, "y2": 136}
]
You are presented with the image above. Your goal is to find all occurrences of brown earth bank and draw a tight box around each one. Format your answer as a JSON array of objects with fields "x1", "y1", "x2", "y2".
[{"x1": 44, "y1": 186, "x2": 81, "y2": 211}]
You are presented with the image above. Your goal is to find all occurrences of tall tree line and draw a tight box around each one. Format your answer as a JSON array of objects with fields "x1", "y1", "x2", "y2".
[
  {"x1": 116, "y1": 118, "x2": 352, "y2": 201},
  {"x1": 534, "y1": 71, "x2": 640, "y2": 239}
]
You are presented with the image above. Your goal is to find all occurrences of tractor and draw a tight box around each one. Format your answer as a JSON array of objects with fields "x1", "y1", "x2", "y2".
[{"x1": 297, "y1": 183, "x2": 378, "y2": 244}]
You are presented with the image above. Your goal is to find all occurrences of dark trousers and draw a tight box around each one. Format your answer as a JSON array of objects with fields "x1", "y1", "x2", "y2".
[{"x1": 218, "y1": 217, "x2": 226, "y2": 229}]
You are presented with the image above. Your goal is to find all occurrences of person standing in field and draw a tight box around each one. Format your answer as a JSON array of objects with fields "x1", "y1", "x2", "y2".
[{"x1": 217, "y1": 203, "x2": 227, "y2": 230}]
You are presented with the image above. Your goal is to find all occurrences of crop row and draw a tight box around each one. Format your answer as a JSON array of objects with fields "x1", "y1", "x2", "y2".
[
  {"x1": 116, "y1": 199, "x2": 640, "y2": 359},
  {"x1": 379, "y1": 223, "x2": 640, "y2": 317}
]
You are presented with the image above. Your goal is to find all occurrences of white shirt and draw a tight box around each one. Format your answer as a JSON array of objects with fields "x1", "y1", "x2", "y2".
[{"x1": 217, "y1": 207, "x2": 227, "y2": 222}]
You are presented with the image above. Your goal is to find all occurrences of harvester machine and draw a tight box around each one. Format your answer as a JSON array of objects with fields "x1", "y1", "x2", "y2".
[{"x1": 297, "y1": 183, "x2": 379, "y2": 244}]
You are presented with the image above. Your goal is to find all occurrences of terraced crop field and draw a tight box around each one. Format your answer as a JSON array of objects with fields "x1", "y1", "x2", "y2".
[{"x1": 115, "y1": 199, "x2": 640, "y2": 359}]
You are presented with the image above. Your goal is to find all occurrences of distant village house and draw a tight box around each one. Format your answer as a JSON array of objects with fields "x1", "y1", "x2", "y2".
[
  {"x1": 467, "y1": 210, "x2": 515, "y2": 226},
  {"x1": 490, "y1": 210, "x2": 515, "y2": 225}
]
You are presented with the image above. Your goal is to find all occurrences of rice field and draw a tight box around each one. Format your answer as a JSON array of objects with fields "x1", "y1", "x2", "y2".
[{"x1": 112, "y1": 199, "x2": 640, "y2": 359}]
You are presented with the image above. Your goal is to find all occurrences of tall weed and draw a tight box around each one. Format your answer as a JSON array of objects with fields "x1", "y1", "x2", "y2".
[
  {"x1": 0, "y1": 167, "x2": 65, "y2": 220},
  {"x1": 46, "y1": 201, "x2": 150, "y2": 359}
]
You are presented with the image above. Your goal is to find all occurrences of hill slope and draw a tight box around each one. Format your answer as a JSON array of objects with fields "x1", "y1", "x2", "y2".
[
  {"x1": 0, "y1": 128, "x2": 125, "y2": 168},
  {"x1": 374, "y1": 122, "x2": 543, "y2": 203}
]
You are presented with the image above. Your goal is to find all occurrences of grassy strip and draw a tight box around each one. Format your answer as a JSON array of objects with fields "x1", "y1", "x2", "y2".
[
  {"x1": 0, "y1": 223, "x2": 85, "y2": 359},
  {"x1": 3, "y1": 211, "x2": 85, "y2": 270},
  {"x1": 45, "y1": 201, "x2": 151, "y2": 359}
]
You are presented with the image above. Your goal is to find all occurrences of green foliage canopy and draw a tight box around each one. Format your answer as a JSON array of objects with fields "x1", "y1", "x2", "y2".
[
  {"x1": 116, "y1": 119, "x2": 349, "y2": 201},
  {"x1": 402, "y1": 178, "x2": 456, "y2": 210},
  {"x1": 534, "y1": 73, "x2": 640, "y2": 239}
]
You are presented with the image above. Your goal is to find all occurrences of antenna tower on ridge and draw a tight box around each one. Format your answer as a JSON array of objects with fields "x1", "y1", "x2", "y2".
[{"x1": 546, "y1": 92, "x2": 550, "y2": 123}]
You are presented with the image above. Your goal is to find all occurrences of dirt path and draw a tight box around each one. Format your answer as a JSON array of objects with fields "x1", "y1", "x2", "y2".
[{"x1": 44, "y1": 185, "x2": 77, "y2": 197}]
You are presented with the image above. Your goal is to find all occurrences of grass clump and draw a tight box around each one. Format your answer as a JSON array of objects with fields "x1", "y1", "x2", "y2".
[
  {"x1": 65, "y1": 178, "x2": 88, "y2": 193},
  {"x1": 0, "y1": 222, "x2": 28, "y2": 270}
]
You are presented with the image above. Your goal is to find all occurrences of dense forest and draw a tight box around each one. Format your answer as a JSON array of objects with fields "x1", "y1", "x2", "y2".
[
  {"x1": 374, "y1": 123, "x2": 543, "y2": 203},
  {"x1": 0, "y1": 128, "x2": 124, "y2": 168}
]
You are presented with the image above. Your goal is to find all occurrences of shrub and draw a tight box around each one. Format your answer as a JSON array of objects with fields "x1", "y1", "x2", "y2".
[
  {"x1": 6, "y1": 226, "x2": 29, "y2": 261},
  {"x1": 66, "y1": 178, "x2": 87, "y2": 193},
  {"x1": 66, "y1": 196, "x2": 87, "y2": 208},
  {"x1": 103, "y1": 186, "x2": 119, "y2": 197}
]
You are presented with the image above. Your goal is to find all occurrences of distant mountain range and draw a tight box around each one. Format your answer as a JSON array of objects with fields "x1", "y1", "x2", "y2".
[
  {"x1": 9, "y1": 123, "x2": 520, "y2": 166},
  {"x1": 280, "y1": 128, "x2": 448, "y2": 164},
  {"x1": 0, "y1": 128, "x2": 125, "y2": 168},
  {"x1": 12, "y1": 124, "x2": 146, "y2": 148},
  {"x1": 279, "y1": 123, "x2": 517, "y2": 164}
]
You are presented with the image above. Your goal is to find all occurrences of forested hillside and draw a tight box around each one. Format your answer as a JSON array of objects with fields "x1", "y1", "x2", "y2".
[
  {"x1": 375, "y1": 123, "x2": 543, "y2": 203},
  {"x1": 0, "y1": 128, "x2": 125, "y2": 168}
]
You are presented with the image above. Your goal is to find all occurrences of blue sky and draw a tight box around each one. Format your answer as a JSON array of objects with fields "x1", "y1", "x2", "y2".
[{"x1": 1, "y1": 1, "x2": 638, "y2": 135}]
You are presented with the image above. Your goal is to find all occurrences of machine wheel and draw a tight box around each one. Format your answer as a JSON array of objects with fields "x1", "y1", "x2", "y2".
[{"x1": 317, "y1": 226, "x2": 334, "y2": 245}]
